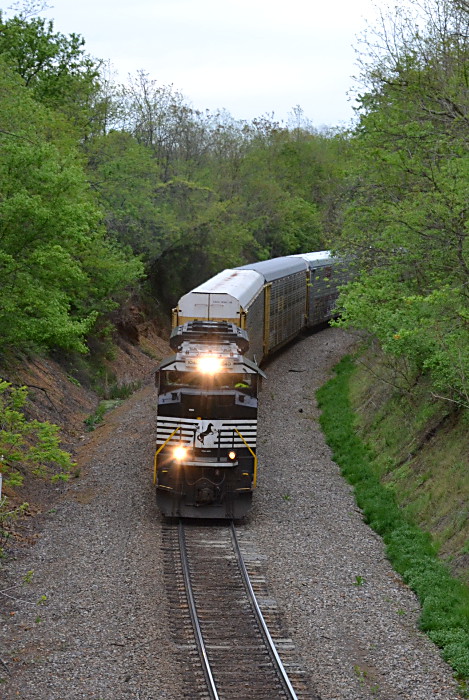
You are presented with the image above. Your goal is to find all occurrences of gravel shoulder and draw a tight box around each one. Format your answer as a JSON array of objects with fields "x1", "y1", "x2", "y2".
[
  {"x1": 0, "y1": 326, "x2": 463, "y2": 699},
  {"x1": 1, "y1": 385, "x2": 184, "y2": 699},
  {"x1": 250, "y1": 327, "x2": 462, "y2": 700}
]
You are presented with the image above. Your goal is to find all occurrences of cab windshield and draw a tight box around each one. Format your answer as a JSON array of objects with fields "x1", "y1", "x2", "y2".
[{"x1": 160, "y1": 370, "x2": 257, "y2": 395}]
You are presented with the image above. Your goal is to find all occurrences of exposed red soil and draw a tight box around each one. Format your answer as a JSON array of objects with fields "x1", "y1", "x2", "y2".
[{"x1": 0, "y1": 318, "x2": 171, "y2": 534}]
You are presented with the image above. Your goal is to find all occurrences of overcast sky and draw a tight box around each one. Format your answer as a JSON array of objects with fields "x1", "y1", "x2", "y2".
[{"x1": 31, "y1": 0, "x2": 383, "y2": 128}]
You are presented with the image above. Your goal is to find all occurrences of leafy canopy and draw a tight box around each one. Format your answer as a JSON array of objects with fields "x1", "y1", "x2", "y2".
[
  {"x1": 335, "y1": 0, "x2": 469, "y2": 408},
  {"x1": 0, "y1": 61, "x2": 143, "y2": 353}
]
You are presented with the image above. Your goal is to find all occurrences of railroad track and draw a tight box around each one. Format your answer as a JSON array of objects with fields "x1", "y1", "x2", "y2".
[{"x1": 163, "y1": 520, "x2": 319, "y2": 699}]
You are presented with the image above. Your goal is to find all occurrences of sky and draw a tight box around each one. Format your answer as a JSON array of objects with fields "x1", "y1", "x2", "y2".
[{"x1": 21, "y1": 0, "x2": 383, "y2": 128}]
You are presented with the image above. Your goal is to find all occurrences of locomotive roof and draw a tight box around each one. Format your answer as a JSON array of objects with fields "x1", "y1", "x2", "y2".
[
  {"x1": 236, "y1": 255, "x2": 306, "y2": 282},
  {"x1": 178, "y1": 268, "x2": 264, "y2": 314},
  {"x1": 289, "y1": 251, "x2": 333, "y2": 267}
]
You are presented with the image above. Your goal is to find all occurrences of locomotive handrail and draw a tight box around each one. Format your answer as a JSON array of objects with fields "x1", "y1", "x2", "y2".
[
  {"x1": 234, "y1": 428, "x2": 258, "y2": 488},
  {"x1": 216, "y1": 426, "x2": 235, "y2": 461},
  {"x1": 153, "y1": 426, "x2": 181, "y2": 484}
]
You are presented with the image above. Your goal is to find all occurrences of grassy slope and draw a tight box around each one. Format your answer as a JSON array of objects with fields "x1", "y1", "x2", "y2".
[
  {"x1": 349, "y1": 349, "x2": 469, "y2": 584},
  {"x1": 316, "y1": 352, "x2": 469, "y2": 684}
]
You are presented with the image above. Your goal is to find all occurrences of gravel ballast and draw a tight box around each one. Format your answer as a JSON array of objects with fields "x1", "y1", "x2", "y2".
[{"x1": 0, "y1": 326, "x2": 463, "y2": 699}]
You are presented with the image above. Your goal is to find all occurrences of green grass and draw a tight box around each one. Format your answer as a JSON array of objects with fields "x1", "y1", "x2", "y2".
[
  {"x1": 106, "y1": 380, "x2": 141, "y2": 400},
  {"x1": 316, "y1": 356, "x2": 469, "y2": 684}
]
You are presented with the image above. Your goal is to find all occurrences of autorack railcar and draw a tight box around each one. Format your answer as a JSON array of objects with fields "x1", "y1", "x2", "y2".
[{"x1": 153, "y1": 250, "x2": 346, "y2": 519}]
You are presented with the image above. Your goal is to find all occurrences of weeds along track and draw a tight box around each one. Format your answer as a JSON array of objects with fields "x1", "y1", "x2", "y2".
[{"x1": 162, "y1": 519, "x2": 319, "y2": 700}]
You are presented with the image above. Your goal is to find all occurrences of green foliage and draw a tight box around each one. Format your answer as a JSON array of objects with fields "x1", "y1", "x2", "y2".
[
  {"x1": 335, "y1": 0, "x2": 469, "y2": 409},
  {"x1": 0, "y1": 378, "x2": 75, "y2": 555},
  {"x1": 23, "y1": 569, "x2": 34, "y2": 584},
  {"x1": 84, "y1": 131, "x2": 168, "y2": 258},
  {"x1": 106, "y1": 381, "x2": 141, "y2": 400},
  {"x1": 83, "y1": 403, "x2": 107, "y2": 431},
  {"x1": 1, "y1": 5, "x2": 343, "y2": 346},
  {"x1": 0, "y1": 60, "x2": 143, "y2": 354},
  {"x1": 317, "y1": 356, "x2": 469, "y2": 680},
  {"x1": 110, "y1": 73, "x2": 339, "y2": 298},
  {"x1": 83, "y1": 399, "x2": 122, "y2": 431},
  {"x1": 233, "y1": 128, "x2": 331, "y2": 258},
  {"x1": 150, "y1": 189, "x2": 260, "y2": 304},
  {"x1": 0, "y1": 8, "x2": 100, "y2": 129},
  {"x1": 0, "y1": 380, "x2": 75, "y2": 485}
]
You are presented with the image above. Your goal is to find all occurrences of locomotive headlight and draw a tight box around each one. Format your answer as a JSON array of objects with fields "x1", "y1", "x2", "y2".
[
  {"x1": 228, "y1": 450, "x2": 236, "y2": 461},
  {"x1": 197, "y1": 355, "x2": 222, "y2": 374},
  {"x1": 173, "y1": 445, "x2": 187, "y2": 461}
]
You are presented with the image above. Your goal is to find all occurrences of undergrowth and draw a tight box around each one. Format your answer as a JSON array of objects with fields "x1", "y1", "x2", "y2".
[
  {"x1": 0, "y1": 380, "x2": 75, "y2": 557},
  {"x1": 316, "y1": 356, "x2": 469, "y2": 686},
  {"x1": 84, "y1": 399, "x2": 122, "y2": 431},
  {"x1": 54, "y1": 335, "x2": 141, "y2": 401}
]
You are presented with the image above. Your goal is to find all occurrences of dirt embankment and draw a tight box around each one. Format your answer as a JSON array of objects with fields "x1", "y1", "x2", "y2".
[{"x1": 0, "y1": 315, "x2": 172, "y2": 522}]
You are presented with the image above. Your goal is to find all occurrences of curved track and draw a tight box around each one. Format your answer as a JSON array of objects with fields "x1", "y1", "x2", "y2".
[{"x1": 163, "y1": 520, "x2": 319, "y2": 700}]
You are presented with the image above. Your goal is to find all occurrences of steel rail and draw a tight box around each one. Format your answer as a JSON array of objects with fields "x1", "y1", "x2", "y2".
[
  {"x1": 178, "y1": 520, "x2": 220, "y2": 700},
  {"x1": 230, "y1": 521, "x2": 299, "y2": 700}
]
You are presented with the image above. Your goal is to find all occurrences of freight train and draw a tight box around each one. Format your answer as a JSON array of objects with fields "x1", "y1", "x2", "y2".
[{"x1": 154, "y1": 251, "x2": 346, "y2": 519}]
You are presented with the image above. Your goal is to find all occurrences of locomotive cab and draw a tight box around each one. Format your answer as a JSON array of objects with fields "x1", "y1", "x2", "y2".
[{"x1": 154, "y1": 321, "x2": 265, "y2": 519}]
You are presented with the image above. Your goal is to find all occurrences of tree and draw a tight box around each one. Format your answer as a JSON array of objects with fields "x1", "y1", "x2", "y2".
[
  {"x1": 119, "y1": 71, "x2": 212, "y2": 181},
  {"x1": 335, "y1": 0, "x2": 469, "y2": 407},
  {"x1": 85, "y1": 130, "x2": 172, "y2": 258},
  {"x1": 0, "y1": 62, "x2": 143, "y2": 353},
  {"x1": 228, "y1": 125, "x2": 335, "y2": 257},
  {"x1": 0, "y1": 7, "x2": 100, "y2": 132}
]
